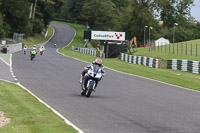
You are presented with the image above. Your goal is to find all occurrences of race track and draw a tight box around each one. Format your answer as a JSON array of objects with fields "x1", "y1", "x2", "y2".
[{"x1": 12, "y1": 22, "x2": 200, "y2": 133}]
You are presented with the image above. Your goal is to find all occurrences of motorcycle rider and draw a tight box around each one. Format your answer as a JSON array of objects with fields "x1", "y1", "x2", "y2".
[
  {"x1": 30, "y1": 45, "x2": 37, "y2": 55},
  {"x1": 23, "y1": 45, "x2": 27, "y2": 54},
  {"x1": 80, "y1": 58, "x2": 105, "y2": 91},
  {"x1": 39, "y1": 45, "x2": 45, "y2": 55}
]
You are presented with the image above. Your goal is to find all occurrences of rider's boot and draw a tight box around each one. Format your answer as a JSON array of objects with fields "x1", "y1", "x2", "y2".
[{"x1": 79, "y1": 75, "x2": 83, "y2": 84}]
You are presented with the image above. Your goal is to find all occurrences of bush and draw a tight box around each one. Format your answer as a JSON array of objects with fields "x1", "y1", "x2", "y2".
[
  {"x1": 90, "y1": 40, "x2": 102, "y2": 49},
  {"x1": 0, "y1": 13, "x2": 10, "y2": 39},
  {"x1": 31, "y1": 19, "x2": 45, "y2": 35}
]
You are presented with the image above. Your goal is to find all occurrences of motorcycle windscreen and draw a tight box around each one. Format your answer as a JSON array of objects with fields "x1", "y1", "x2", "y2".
[
  {"x1": 93, "y1": 64, "x2": 100, "y2": 73},
  {"x1": 31, "y1": 51, "x2": 36, "y2": 55}
]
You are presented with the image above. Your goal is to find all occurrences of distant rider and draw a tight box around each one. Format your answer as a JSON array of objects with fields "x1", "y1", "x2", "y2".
[
  {"x1": 39, "y1": 45, "x2": 45, "y2": 55},
  {"x1": 80, "y1": 58, "x2": 105, "y2": 91},
  {"x1": 23, "y1": 45, "x2": 27, "y2": 54},
  {"x1": 30, "y1": 45, "x2": 37, "y2": 55}
]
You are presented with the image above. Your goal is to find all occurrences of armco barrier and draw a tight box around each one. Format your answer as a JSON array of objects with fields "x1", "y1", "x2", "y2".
[
  {"x1": 0, "y1": 43, "x2": 22, "y2": 53},
  {"x1": 72, "y1": 46, "x2": 105, "y2": 58},
  {"x1": 121, "y1": 53, "x2": 161, "y2": 69},
  {"x1": 167, "y1": 59, "x2": 200, "y2": 74}
]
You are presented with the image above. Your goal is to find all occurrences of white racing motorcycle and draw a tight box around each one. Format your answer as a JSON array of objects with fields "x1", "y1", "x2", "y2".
[{"x1": 81, "y1": 64, "x2": 104, "y2": 97}]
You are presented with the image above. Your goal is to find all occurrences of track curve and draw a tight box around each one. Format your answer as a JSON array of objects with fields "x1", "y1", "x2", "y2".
[{"x1": 12, "y1": 22, "x2": 200, "y2": 133}]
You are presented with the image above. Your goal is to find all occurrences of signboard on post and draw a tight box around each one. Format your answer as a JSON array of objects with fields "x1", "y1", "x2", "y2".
[{"x1": 91, "y1": 31, "x2": 125, "y2": 41}]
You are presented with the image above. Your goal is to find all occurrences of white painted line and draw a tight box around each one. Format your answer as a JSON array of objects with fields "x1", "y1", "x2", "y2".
[
  {"x1": 0, "y1": 79, "x2": 15, "y2": 83},
  {"x1": 10, "y1": 54, "x2": 13, "y2": 66}
]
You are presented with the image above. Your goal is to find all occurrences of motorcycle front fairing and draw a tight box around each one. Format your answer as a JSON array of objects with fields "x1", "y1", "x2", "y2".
[
  {"x1": 87, "y1": 65, "x2": 102, "y2": 79},
  {"x1": 86, "y1": 65, "x2": 102, "y2": 88}
]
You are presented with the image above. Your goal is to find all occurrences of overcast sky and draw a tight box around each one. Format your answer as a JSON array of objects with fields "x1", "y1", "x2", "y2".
[{"x1": 191, "y1": 0, "x2": 200, "y2": 21}]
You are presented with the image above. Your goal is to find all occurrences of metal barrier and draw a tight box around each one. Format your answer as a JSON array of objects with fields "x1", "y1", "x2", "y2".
[
  {"x1": 167, "y1": 59, "x2": 200, "y2": 74},
  {"x1": 72, "y1": 46, "x2": 105, "y2": 58},
  {"x1": 121, "y1": 53, "x2": 161, "y2": 69}
]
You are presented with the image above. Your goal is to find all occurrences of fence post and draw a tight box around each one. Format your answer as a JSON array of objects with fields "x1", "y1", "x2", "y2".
[
  {"x1": 153, "y1": 40, "x2": 155, "y2": 51},
  {"x1": 191, "y1": 43, "x2": 192, "y2": 56},
  {"x1": 196, "y1": 44, "x2": 197, "y2": 57},
  {"x1": 186, "y1": 43, "x2": 187, "y2": 55},
  {"x1": 181, "y1": 43, "x2": 183, "y2": 55},
  {"x1": 148, "y1": 40, "x2": 150, "y2": 52},
  {"x1": 177, "y1": 43, "x2": 178, "y2": 54}
]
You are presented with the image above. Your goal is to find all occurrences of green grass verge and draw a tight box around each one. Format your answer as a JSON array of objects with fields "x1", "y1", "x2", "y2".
[
  {"x1": 132, "y1": 40, "x2": 200, "y2": 61},
  {"x1": 0, "y1": 81, "x2": 77, "y2": 133},
  {"x1": 52, "y1": 21, "x2": 93, "y2": 48},
  {"x1": 0, "y1": 53, "x2": 10, "y2": 65},
  {"x1": 56, "y1": 21, "x2": 200, "y2": 91},
  {"x1": 22, "y1": 25, "x2": 54, "y2": 47}
]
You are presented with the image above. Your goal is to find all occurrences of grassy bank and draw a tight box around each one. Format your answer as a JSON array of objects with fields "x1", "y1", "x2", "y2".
[
  {"x1": 0, "y1": 53, "x2": 10, "y2": 65},
  {"x1": 56, "y1": 21, "x2": 200, "y2": 91},
  {"x1": 22, "y1": 25, "x2": 54, "y2": 46},
  {"x1": 0, "y1": 81, "x2": 77, "y2": 133},
  {"x1": 132, "y1": 41, "x2": 200, "y2": 61}
]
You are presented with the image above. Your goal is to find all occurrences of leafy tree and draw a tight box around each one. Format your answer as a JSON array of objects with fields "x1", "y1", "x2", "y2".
[
  {"x1": 78, "y1": 0, "x2": 119, "y2": 31},
  {"x1": 34, "y1": 0, "x2": 55, "y2": 26},
  {"x1": 32, "y1": 19, "x2": 44, "y2": 34},
  {"x1": 0, "y1": 13, "x2": 11, "y2": 39},
  {"x1": 119, "y1": 0, "x2": 158, "y2": 42},
  {"x1": 53, "y1": 0, "x2": 64, "y2": 18},
  {"x1": 1, "y1": 0, "x2": 30, "y2": 37},
  {"x1": 0, "y1": 12, "x2": 4, "y2": 38},
  {"x1": 61, "y1": 0, "x2": 86, "y2": 20},
  {"x1": 157, "y1": 0, "x2": 194, "y2": 27}
]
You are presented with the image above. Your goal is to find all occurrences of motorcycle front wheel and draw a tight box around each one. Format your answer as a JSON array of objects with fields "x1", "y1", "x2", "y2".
[
  {"x1": 86, "y1": 81, "x2": 94, "y2": 97},
  {"x1": 30, "y1": 54, "x2": 35, "y2": 60}
]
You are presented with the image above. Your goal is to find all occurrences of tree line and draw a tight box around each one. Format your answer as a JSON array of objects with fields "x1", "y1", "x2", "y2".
[
  {"x1": 58, "y1": 0, "x2": 200, "y2": 44},
  {"x1": 1, "y1": 0, "x2": 200, "y2": 45},
  {"x1": 0, "y1": 0, "x2": 62, "y2": 39}
]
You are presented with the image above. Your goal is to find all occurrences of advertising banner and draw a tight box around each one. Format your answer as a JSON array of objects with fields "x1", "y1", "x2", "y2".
[{"x1": 91, "y1": 31, "x2": 125, "y2": 41}]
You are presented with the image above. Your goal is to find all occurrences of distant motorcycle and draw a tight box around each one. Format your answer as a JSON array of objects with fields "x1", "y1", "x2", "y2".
[
  {"x1": 39, "y1": 49, "x2": 44, "y2": 55},
  {"x1": 30, "y1": 50, "x2": 37, "y2": 60},
  {"x1": 81, "y1": 64, "x2": 104, "y2": 97}
]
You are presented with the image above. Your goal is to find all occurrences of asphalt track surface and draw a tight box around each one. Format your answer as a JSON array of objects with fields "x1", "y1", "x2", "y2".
[{"x1": 12, "y1": 23, "x2": 200, "y2": 133}]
